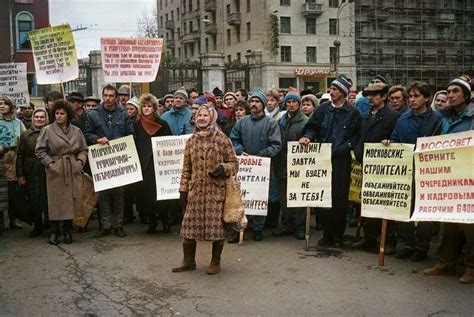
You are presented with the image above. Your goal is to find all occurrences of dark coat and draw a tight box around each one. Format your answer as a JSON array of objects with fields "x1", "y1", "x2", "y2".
[
  {"x1": 84, "y1": 103, "x2": 134, "y2": 144},
  {"x1": 16, "y1": 127, "x2": 43, "y2": 177},
  {"x1": 71, "y1": 111, "x2": 88, "y2": 134},
  {"x1": 354, "y1": 104, "x2": 400, "y2": 162},
  {"x1": 391, "y1": 107, "x2": 442, "y2": 144}
]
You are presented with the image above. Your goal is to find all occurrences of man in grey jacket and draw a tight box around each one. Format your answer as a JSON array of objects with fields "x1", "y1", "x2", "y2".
[{"x1": 230, "y1": 88, "x2": 282, "y2": 242}]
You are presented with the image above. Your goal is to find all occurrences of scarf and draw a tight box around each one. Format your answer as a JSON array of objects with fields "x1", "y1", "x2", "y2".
[
  {"x1": 265, "y1": 106, "x2": 280, "y2": 118},
  {"x1": 195, "y1": 105, "x2": 219, "y2": 137},
  {"x1": 140, "y1": 114, "x2": 162, "y2": 136}
]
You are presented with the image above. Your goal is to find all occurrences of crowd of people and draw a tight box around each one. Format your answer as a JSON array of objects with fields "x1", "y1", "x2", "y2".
[{"x1": 0, "y1": 73, "x2": 472, "y2": 281}]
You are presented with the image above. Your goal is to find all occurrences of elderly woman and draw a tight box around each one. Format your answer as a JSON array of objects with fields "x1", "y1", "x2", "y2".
[
  {"x1": 301, "y1": 94, "x2": 319, "y2": 117},
  {"x1": 0, "y1": 96, "x2": 26, "y2": 232},
  {"x1": 172, "y1": 105, "x2": 239, "y2": 275},
  {"x1": 16, "y1": 108, "x2": 49, "y2": 238},
  {"x1": 36, "y1": 100, "x2": 88, "y2": 245},
  {"x1": 135, "y1": 93, "x2": 172, "y2": 233},
  {"x1": 431, "y1": 90, "x2": 448, "y2": 111}
]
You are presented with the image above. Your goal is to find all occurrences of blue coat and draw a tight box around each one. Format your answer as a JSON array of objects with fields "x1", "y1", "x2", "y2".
[
  {"x1": 440, "y1": 102, "x2": 473, "y2": 134},
  {"x1": 390, "y1": 107, "x2": 442, "y2": 144},
  {"x1": 84, "y1": 103, "x2": 134, "y2": 144},
  {"x1": 161, "y1": 107, "x2": 192, "y2": 136}
]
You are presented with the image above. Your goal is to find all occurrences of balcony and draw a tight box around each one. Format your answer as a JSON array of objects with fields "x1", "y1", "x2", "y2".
[
  {"x1": 204, "y1": 0, "x2": 216, "y2": 12},
  {"x1": 301, "y1": 3, "x2": 323, "y2": 17},
  {"x1": 182, "y1": 32, "x2": 201, "y2": 44},
  {"x1": 165, "y1": 20, "x2": 175, "y2": 30},
  {"x1": 166, "y1": 39, "x2": 175, "y2": 49},
  {"x1": 226, "y1": 12, "x2": 241, "y2": 25},
  {"x1": 204, "y1": 23, "x2": 217, "y2": 35}
]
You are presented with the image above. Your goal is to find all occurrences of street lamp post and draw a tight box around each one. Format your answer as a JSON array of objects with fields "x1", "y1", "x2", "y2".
[{"x1": 333, "y1": 40, "x2": 341, "y2": 74}]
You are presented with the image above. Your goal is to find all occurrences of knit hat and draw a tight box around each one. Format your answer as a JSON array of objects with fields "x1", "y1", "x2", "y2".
[
  {"x1": 163, "y1": 94, "x2": 174, "y2": 102},
  {"x1": 330, "y1": 76, "x2": 352, "y2": 96},
  {"x1": 194, "y1": 96, "x2": 207, "y2": 106},
  {"x1": 118, "y1": 85, "x2": 131, "y2": 96},
  {"x1": 372, "y1": 75, "x2": 387, "y2": 84},
  {"x1": 126, "y1": 96, "x2": 141, "y2": 112},
  {"x1": 206, "y1": 94, "x2": 217, "y2": 104},
  {"x1": 250, "y1": 88, "x2": 267, "y2": 107},
  {"x1": 0, "y1": 96, "x2": 15, "y2": 113},
  {"x1": 448, "y1": 76, "x2": 471, "y2": 100},
  {"x1": 301, "y1": 94, "x2": 319, "y2": 108},
  {"x1": 283, "y1": 93, "x2": 301, "y2": 106},
  {"x1": 212, "y1": 87, "x2": 224, "y2": 97},
  {"x1": 173, "y1": 87, "x2": 188, "y2": 100},
  {"x1": 223, "y1": 91, "x2": 237, "y2": 101}
]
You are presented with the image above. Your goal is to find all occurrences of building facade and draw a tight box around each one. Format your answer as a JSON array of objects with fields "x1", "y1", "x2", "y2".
[
  {"x1": 0, "y1": 0, "x2": 50, "y2": 97},
  {"x1": 157, "y1": 0, "x2": 356, "y2": 92},
  {"x1": 355, "y1": 0, "x2": 474, "y2": 89}
]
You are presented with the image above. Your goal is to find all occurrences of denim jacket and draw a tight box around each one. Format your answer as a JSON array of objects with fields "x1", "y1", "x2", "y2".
[{"x1": 84, "y1": 103, "x2": 134, "y2": 144}]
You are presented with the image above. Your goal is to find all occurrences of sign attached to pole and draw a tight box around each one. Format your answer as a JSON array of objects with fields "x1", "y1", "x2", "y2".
[
  {"x1": 100, "y1": 37, "x2": 163, "y2": 83},
  {"x1": 28, "y1": 24, "x2": 79, "y2": 84},
  {"x1": 0, "y1": 63, "x2": 29, "y2": 107}
]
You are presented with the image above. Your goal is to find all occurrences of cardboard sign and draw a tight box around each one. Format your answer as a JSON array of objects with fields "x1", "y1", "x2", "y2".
[
  {"x1": 361, "y1": 143, "x2": 414, "y2": 222},
  {"x1": 237, "y1": 155, "x2": 271, "y2": 216},
  {"x1": 0, "y1": 63, "x2": 29, "y2": 107},
  {"x1": 88, "y1": 135, "x2": 142, "y2": 192},
  {"x1": 152, "y1": 135, "x2": 191, "y2": 200},
  {"x1": 287, "y1": 142, "x2": 332, "y2": 208},
  {"x1": 28, "y1": 24, "x2": 78, "y2": 84},
  {"x1": 101, "y1": 37, "x2": 163, "y2": 83},
  {"x1": 349, "y1": 158, "x2": 362, "y2": 204},
  {"x1": 412, "y1": 131, "x2": 474, "y2": 223}
]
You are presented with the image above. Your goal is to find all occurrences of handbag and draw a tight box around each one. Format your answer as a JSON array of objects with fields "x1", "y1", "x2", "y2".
[{"x1": 223, "y1": 177, "x2": 245, "y2": 224}]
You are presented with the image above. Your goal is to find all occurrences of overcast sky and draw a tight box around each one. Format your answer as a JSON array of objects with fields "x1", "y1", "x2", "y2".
[{"x1": 49, "y1": 0, "x2": 156, "y2": 58}]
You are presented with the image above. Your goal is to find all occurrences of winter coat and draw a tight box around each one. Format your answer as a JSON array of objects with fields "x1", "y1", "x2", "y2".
[
  {"x1": 16, "y1": 126, "x2": 44, "y2": 178},
  {"x1": 440, "y1": 102, "x2": 473, "y2": 134},
  {"x1": 83, "y1": 103, "x2": 134, "y2": 144},
  {"x1": 390, "y1": 107, "x2": 442, "y2": 144},
  {"x1": 0, "y1": 117, "x2": 26, "y2": 181},
  {"x1": 230, "y1": 113, "x2": 282, "y2": 157},
  {"x1": 302, "y1": 101, "x2": 362, "y2": 157},
  {"x1": 35, "y1": 122, "x2": 88, "y2": 220},
  {"x1": 161, "y1": 106, "x2": 192, "y2": 136},
  {"x1": 273, "y1": 110, "x2": 308, "y2": 179},
  {"x1": 179, "y1": 129, "x2": 239, "y2": 241},
  {"x1": 354, "y1": 105, "x2": 400, "y2": 162}
]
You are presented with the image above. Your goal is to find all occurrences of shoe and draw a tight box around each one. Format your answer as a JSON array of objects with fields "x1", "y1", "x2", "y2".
[
  {"x1": 295, "y1": 231, "x2": 305, "y2": 240},
  {"x1": 352, "y1": 239, "x2": 378, "y2": 253},
  {"x1": 317, "y1": 236, "x2": 333, "y2": 247},
  {"x1": 49, "y1": 232, "x2": 59, "y2": 245},
  {"x1": 9, "y1": 220, "x2": 22, "y2": 229},
  {"x1": 385, "y1": 243, "x2": 396, "y2": 256},
  {"x1": 29, "y1": 229, "x2": 43, "y2": 238},
  {"x1": 459, "y1": 267, "x2": 474, "y2": 284},
  {"x1": 172, "y1": 240, "x2": 197, "y2": 273},
  {"x1": 410, "y1": 250, "x2": 428, "y2": 262},
  {"x1": 114, "y1": 227, "x2": 127, "y2": 237},
  {"x1": 253, "y1": 230, "x2": 263, "y2": 241},
  {"x1": 94, "y1": 228, "x2": 111, "y2": 238},
  {"x1": 395, "y1": 248, "x2": 414, "y2": 259},
  {"x1": 146, "y1": 224, "x2": 157, "y2": 234},
  {"x1": 272, "y1": 228, "x2": 292, "y2": 237},
  {"x1": 207, "y1": 240, "x2": 224, "y2": 274},
  {"x1": 227, "y1": 231, "x2": 239, "y2": 243},
  {"x1": 332, "y1": 239, "x2": 343, "y2": 248},
  {"x1": 424, "y1": 262, "x2": 454, "y2": 276},
  {"x1": 64, "y1": 231, "x2": 73, "y2": 244}
]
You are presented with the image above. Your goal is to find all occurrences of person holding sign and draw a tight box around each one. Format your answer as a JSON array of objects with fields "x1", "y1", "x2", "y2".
[
  {"x1": 172, "y1": 104, "x2": 239, "y2": 274},
  {"x1": 352, "y1": 82, "x2": 400, "y2": 253},
  {"x1": 300, "y1": 76, "x2": 362, "y2": 247},
  {"x1": 230, "y1": 88, "x2": 282, "y2": 242},
  {"x1": 84, "y1": 84, "x2": 134, "y2": 238},
  {"x1": 135, "y1": 93, "x2": 172, "y2": 234},
  {"x1": 383, "y1": 81, "x2": 442, "y2": 261},
  {"x1": 272, "y1": 93, "x2": 308, "y2": 240},
  {"x1": 424, "y1": 76, "x2": 474, "y2": 284},
  {"x1": 35, "y1": 100, "x2": 88, "y2": 245}
]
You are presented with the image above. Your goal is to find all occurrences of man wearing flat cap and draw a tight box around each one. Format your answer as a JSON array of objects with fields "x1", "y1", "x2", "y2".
[
  {"x1": 84, "y1": 96, "x2": 100, "y2": 112},
  {"x1": 68, "y1": 92, "x2": 87, "y2": 132},
  {"x1": 118, "y1": 85, "x2": 131, "y2": 108}
]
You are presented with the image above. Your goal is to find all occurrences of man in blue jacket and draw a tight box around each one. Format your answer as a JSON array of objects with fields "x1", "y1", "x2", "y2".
[
  {"x1": 84, "y1": 84, "x2": 135, "y2": 238},
  {"x1": 161, "y1": 88, "x2": 192, "y2": 135},
  {"x1": 300, "y1": 76, "x2": 362, "y2": 247},
  {"x1": 230, "y1": 88, "x2": 282, "y2": 242}
]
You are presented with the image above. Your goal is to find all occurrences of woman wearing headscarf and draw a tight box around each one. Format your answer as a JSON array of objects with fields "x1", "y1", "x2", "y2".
[
  {"x1": 301, "y1": 94, "x2": 320, "y2": 117},
  {"x1": 16, "y1": 108, "x2": 49, "y2": 237},
  {"x1": 172, "y1": 105, "x2": 239, "y2": 274},
  {"x1": 0, "y1": 96, "x2": 26, "y2": 232},
  {"x1": 431, "y1": 90, "x2": 448, "y2": 111},
  {"x1": 135, "y1": 93, "x2": 172, "y2": 233},
  {"x1": 36, "y1": 100, "x2": 88, "y2": 245}
]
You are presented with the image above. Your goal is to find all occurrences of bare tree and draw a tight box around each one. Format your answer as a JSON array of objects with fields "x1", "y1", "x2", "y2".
[{"x1": 137, "y1": 9, "x2": 159, "y2": 38}]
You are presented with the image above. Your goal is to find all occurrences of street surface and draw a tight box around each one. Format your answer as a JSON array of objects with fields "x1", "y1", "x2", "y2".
[{"x1": 0, "y1": 222, "x2": 472, "y2": 316}]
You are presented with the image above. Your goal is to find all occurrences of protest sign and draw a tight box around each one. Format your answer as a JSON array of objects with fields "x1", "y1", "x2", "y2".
[
  {"x1": 349, "y1": 158, "x2": 362, "y2": 204},
  {"x1": 152, "y1": 135, "x2": 191, "y2": 200},
  {"x1": 411, "y1": 131, "x2": 474, "y2": 224},
  {"x1": 361, "y1": 143, "x2": 414, "y2": 222},
  {"x1": 0, "y1": 63, "x2": 29, "y2": 107},
  {"x1": 88, "y1": 135, "x2": 142, "y2": 192},
  {"x1": 237, "y1": 155, "x2": 271, "y2": 216},
  {"x1": 28, "y1": 24, "x2": 78, "y2": 84},
  {"x1": 286, "y1": 142, "x2": 332, "y2": 208},
  {"x1": 101, "y1": 37, "x2": 163, "y2": 83}
]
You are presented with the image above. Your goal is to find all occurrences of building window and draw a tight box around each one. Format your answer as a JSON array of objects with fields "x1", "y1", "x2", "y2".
[
  {"x1": 177, "y1": 27, "x2": 180, "y2": 37},
  {"x1": 306, "y1": 46, "x2": 317, "y2": 63},
  {"x1": 306, "y1": 17, "x2": 316, "y2": 34},
  {"x1": 171, "y1": 11, "x2": 174, "y2": 20},
  {"x1": 227, "y1": 54, "x2": 232, "y2": 64},
  {"x1": 226, "y1": 4, "x2": 231, "y2": 15},
  {"x1": 160, "y1": 0, "x2": 163, "y2": 10},
  {"x1": 177, "y1": 8, "x2": 180, "y2": 19},
  {"x1": 166, "y1": 13, "x2": 169, "y2": 21},
  {"x1": 329, "y1": 0, "x2": 339, "y2": 7},
  {"x1": 190, "y1": 43, "x2": 195, "y2": 57},
  {"x1": 190, "y1": 21, "x2": 193, "y2": 32},
  {"x1": 246, "y1": 22, "x2": 251, "y2": 40},
  {"x1": 236, "y1": 26, "x2": 241, "y2": 43},
  {"x1": 235, "y1": 0, "x2": 241, "y2": 12},
  {"x1": 189, "y1": 0, "x2": 193, "y2": 11},
  {"x1": 280, "y1": 17, "x2": 291, "y2": 34},
  {"x1": 236, "y1": 52, "x2": 241, "y2": 62},
  {"x1": 165, "y1": 0, "x2": 168, "y2": 6},
  {"x1": 247, "y1": 0, "x2": 251, "y2": 12},
  {"x1": 280, "y1": 0, "x2": 290, "y2": 5},
  {"x1": 329, "y1": 19, "x2": 338, "y2": 35},
  {"x1": 205, "y1": 38, "x2": 209, "y2": 52},
  {"x1": 281, "y1": 46, "x2": 292, "y2": 62},
  {"x1": 16, "y1": 12, "x2": 34, "y2": 50},
  {"x1": 227, "y1": 29, "x2": 231, "y2": 45},
  {"x1": 184, "y1": 22, "x2": 187, "y2": 33},
  {"x1": 213, "y1": 36, "x2": 217, "y2": 50},
  {"x1": 279, "y1": 77, "x2": 296, "y2": 88},
  {"x1": 160, "y1": 17, "x2": 163, "y2": 28}
]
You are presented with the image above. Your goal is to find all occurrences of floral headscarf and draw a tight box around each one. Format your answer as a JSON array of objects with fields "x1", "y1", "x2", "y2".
[{"x1": 194, "y1": 105, "x2": 219, "y2": 137}]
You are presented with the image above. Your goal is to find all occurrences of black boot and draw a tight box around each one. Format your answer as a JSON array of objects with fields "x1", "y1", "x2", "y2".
[
  {"x1": 160, "y1": 210, "x2": 170, "y2": 233},
  {"x1": 63, "y1": 220, "x2": 73, "y2": 244},
  {"x1": 147, "y1": 211, "x2": 157, "y2": 234},
  {"x1": 29, "y1": 216, "x2": 43, "y2": 238},
  {"x1": 49, "y1": 221, "x2": 60, "y2": 245}
]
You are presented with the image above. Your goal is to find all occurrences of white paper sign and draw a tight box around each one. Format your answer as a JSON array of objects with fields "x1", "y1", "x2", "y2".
[
  {"x1": 152, "y1": 135, "x2": 191, "y2": 200},
  {"x1": 88, "y1": 135, "x2": 142, "y2": 192},
  {"x1": 0, "y1": 63, "x2": 29, "y2": 107},
  {"x1": 237, "y1": 155, "x2": 271, "y2": 216}
]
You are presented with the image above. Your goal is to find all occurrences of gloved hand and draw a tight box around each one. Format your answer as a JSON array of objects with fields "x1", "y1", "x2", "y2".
[
  {"x1": 179, "y1": 191, "x2": 188, "y2": 212},
  {"x1": 209, "y1": 165, "x2": 225, "y2": 178}
]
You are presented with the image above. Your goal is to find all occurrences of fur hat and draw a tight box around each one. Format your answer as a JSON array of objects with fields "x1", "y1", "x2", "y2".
[
  {"x1": 173, "y1": 87, "x2": 188, "y2": 100},
  {"x1": 330, "y1": 76, "x2": 352, "y2": 96},
  {"x1": 250, "y1": 88, "x2": 268, "y2": 108},
  {"x1": 212, "y1": 87, "x2": 224, "y2": 97}
]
